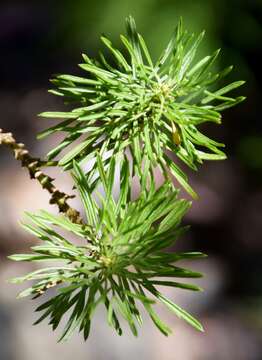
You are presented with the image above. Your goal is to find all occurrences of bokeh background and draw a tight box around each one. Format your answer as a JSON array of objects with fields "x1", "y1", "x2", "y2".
[{"x1": 0, "y1": 1, "x2": 262, "y2": 359}]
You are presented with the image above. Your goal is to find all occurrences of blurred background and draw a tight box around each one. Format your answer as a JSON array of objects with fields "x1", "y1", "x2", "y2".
[{"x1": 0, "y1": 0, "x2": 262, "y2": 359}]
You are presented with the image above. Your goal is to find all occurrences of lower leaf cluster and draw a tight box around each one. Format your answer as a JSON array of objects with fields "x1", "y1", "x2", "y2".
[{"x1": 9, "y1": 160, "x2": 205, "y2": 340}]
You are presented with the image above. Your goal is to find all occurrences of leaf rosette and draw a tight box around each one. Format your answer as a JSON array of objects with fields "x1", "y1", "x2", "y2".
[
  {"x1": 39, "y1": 16, "x2": 245, "y2": 198},
  {"x1": 9, "y1": 157, "x2": 205, "y2": 340}
]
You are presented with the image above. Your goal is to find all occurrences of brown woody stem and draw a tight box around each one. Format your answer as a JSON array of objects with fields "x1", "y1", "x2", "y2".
[{"x1": 0, "y1": 129, "x2": 84, "y2": 224}]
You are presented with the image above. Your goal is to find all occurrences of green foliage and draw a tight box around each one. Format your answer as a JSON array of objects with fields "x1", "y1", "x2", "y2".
[
  {"x1": 8, "y1": 15, "x2": 245, "y2": 341},
  {"x1": 39, "y1": 16, "x2": 245, "y2": 198},
  {"x1": 9, "y1": 158, "x2": 205, "y2": 340}
]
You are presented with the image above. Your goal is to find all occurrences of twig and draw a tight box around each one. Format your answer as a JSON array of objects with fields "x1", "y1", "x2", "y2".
[{"x1": 0, "y1": 129, "x2": 84, "y2": 224}]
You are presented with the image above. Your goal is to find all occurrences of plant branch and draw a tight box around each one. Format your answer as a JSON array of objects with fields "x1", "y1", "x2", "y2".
[{"x1": 0, "y1": 129, "x2": 83, "y2": 224}]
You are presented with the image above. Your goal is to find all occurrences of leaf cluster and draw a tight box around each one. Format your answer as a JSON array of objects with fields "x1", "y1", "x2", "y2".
[
  {"x1": 39, "y1": 16, "x2": 245, "y2": 197},
  {"x1": 9, "y1": 158, "x2": 205, "y2": 340}
]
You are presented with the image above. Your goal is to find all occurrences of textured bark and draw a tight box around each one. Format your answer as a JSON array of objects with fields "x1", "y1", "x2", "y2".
[{"x1": 0, "y1": 129, "x2": 83, "y2": 224}]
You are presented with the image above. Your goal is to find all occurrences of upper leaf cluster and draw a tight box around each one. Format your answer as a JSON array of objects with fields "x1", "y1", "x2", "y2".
[{"x1": 39, "y1": 16, "x2": 245, "y2": 197}]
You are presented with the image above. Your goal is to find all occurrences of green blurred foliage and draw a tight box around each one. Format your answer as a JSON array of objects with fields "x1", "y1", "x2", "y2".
[
  {"x1": 52, "y1": 0, "x2": 224, "y2": 58},
  {"x1": 238, "y1": 136, "x2": 262, "y2": 171}
]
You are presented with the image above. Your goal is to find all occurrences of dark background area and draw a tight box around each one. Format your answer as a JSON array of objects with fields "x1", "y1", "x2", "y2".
[{"x1": 0, "y1": 1, "x2": 261, "y2": 359}]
